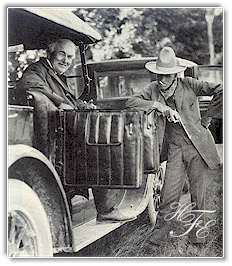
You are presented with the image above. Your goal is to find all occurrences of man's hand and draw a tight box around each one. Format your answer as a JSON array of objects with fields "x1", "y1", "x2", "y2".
[
  {"x1": 165, "y1": 109, "x2": 181, "y2": 123},
  {"x1": 84, "y1": 99, "x2": 97, "y2": 109},
  {"x1": 59, "y1": 103, "x2": 74, "y2": 110},
  {"x1": 201, "y1": 116, "x2": 212, "y2": 129},
  {"x1": 153, "y1": 102, "x2": 181, "y2": 123}
]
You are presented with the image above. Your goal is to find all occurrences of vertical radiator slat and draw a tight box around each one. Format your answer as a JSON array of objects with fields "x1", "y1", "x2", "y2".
[
  {"x1": 110, "y1": 114, "x2": 124, "y2": 185},
  {"x1": 98, "y1": 114, "x2": 112, "y2": 185},
  {"x1": 86, "y1": 113, "x2": 99, "y2": 185},
  {"x1": 64, "y1": 111, "x2": 76, "y2": 185},
  {"x1": 74, "y1": 112, "x2": 88, "y2": 186}
]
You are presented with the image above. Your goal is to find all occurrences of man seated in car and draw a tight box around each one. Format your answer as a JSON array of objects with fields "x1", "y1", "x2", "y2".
[{"x1": 17, "y1": 38, "x2": 136, "y2": 223}]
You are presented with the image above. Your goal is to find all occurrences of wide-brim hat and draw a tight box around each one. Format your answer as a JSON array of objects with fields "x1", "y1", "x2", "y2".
[{"x1": 145, "y1": 47, "x2": 187, "y2": 74}]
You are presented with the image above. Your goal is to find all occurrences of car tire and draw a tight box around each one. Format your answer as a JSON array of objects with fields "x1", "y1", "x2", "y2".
[
  {"x1": 8, "y1": 179, "x2": 53, "y2": 257},
  {"x1": 147, "y1": 166, "x2": 165, "y2": 226}
]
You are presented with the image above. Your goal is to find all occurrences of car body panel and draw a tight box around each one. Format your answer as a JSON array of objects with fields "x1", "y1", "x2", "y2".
[
  {"x1": 8, "y1": 144, "x2": 73, "y2": 253},
  {"x1": 8, "y1": 106, "x2": 34, "y2": 146},
  {"x1": 70, "y1": 59, "x2": 223, "y2": 143}
]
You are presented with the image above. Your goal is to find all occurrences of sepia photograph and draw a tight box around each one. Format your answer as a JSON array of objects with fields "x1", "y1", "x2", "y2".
[{"x1": 7, "y1": 6, "x2": 223, "y2": 258}]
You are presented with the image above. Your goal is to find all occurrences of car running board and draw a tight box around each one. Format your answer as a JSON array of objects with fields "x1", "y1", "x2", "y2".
[
  {"x1": 71, "y1": 174, "x2": 155, "y2": 253},
  {"x1": 72, "y1": 218, "x2": 127, "y2": 252}
]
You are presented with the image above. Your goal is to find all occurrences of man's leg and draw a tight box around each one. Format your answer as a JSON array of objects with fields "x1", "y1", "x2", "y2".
[
  {"x1": 92, "y1": 188, "x2": 122, "y2": 214},
  {"x1": 183, "y1": 145, "x2": 208, "y2": 214},
  {"x1": 159, "y1": 145, "x2": 186, "y2": 217},
  {"x1": 149, "y1": 145, "x2": 186, "y2": 244},
  {"x1": 183, "y1": 145, "x2": 211, "y2": 243},
  {"x1": 92, "y1": 188, "x2": 137, "y2": 222}
]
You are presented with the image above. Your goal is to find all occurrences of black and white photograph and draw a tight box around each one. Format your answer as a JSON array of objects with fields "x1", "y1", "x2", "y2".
[{"x1": 6, "y1": 5, "x2": 224, "y2": 259}]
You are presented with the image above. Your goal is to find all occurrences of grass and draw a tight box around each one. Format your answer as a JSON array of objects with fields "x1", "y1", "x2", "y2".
[
  {"x1": 71, "y1": 144, "x2": 223, "y2": 258},
  {"x1": 75, "y1": 164, "x2": 223, "y2": 258}
]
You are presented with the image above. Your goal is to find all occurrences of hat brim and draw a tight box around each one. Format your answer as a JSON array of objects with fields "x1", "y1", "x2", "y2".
[{"x1": 145, "y1": 61, "x2": 187, "y2": 74}]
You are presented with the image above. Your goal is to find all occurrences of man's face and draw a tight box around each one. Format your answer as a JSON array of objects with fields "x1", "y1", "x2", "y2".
[
  {"x1": 157, "y1": 73, "x2": 176, "y2": 90},
  {"x1": 50, "y1": 42, "x2": 76, "y2": 75}
]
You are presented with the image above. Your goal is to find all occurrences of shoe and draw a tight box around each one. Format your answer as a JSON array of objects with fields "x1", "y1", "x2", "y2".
[
  {"x1": 188, "y1": 229, "x2": 207, "y2": 245},
  {"x1": 148, "y1": 218, "x2": 175, "y2": 246},
  {"x1": 148, "y1": 226, "x2": 169, "y2": 246},
  {"x1": 96, "y1": 208, "x2": 137, "y2": 223}
]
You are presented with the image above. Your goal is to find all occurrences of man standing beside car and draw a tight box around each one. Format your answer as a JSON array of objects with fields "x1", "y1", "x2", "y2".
[
  {"x1": 126, "y1": 46, "x2": 222, "y2": 244},
  {"x1": 17, "y1": 38, "x2": 136, "y2": 223}
]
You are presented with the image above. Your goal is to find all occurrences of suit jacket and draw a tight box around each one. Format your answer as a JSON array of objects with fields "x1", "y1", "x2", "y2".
[
  {"x1": 16, "y1": 58, "x2": 85, "y2": 108},
  {"x1": 126, "y1": 77, "x2": 222, "y2": 169},
  {"x1": 16, "y1": 58, "x2": 90, "y2": 199}
]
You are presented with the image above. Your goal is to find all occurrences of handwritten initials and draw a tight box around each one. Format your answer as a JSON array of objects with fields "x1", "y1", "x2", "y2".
[{"x1": 164, "y1": 202, "x2": 216, "y2": 238}]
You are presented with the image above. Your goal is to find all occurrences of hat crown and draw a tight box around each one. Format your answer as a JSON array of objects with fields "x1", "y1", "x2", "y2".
[
  {"x1": 145, "y1": 46, "x2": 187, "y2": 74},
  {"x1": 157, "y1": 47, "x2": 177, "y2": 69}
]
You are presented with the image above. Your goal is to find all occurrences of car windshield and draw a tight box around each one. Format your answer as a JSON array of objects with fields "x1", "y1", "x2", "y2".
[
  {"x1": 197, "y1": 65, "x2": 223, "y2": 83},
  {"x1": 95, "y1": 69, "x2": 151, "y2": 99},
  {"x1": 95, "y1": 65, "x2": 223, "y2": 100},
  {"x1": 197, "y1": 65, "x2": 223, "y2": 102}
]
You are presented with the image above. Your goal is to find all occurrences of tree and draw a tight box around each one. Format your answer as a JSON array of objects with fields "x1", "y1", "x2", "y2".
[
  {"x1": 205, "y1": 8, "x2": 223, "y2": 65},
  {"x1": 74, "y1": 8, "x2": 141, "y2": 59},
  {"x1": 8, "y1": 8, "x2": 223, "y2": 84},
  {"x1": 74, "y1": 8, "x2": 223, "y2": 64}
]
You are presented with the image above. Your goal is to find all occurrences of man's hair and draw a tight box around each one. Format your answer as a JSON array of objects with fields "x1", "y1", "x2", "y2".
[{"x1": 47, "y1": 39, "x2": 76, "y2": 59}]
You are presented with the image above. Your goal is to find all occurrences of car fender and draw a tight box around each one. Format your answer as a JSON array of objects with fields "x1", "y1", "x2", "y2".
[{"x1": 8, "y1": 144, "x2": 73, "y2": 254}]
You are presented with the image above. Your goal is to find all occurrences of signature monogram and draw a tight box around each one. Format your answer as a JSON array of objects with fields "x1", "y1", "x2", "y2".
[{"x1": 164, "y1": 202, "x2": 216, "y2": 238}]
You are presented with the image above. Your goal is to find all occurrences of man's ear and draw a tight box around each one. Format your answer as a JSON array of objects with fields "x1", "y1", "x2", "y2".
[
  {"x1": 46, "y1": 51, "x2": 51, "y2": 60},
  {"x1": 47, "y1": 52, "x2": 55, "y2": 61}
]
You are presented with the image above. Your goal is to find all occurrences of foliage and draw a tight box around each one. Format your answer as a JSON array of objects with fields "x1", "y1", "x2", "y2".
[
  {"x1": 74, "y1": 8, "x2": 223, "y2": 64},
  {"x1": 74, "y1": 8, "x2": 137, "y2": 60},
  {"x1": 8, "y1": 8, "x2": 223, "y2": 83},
  {"x1": 8, "y1": 50, "x2": 46, "y2": 82}
]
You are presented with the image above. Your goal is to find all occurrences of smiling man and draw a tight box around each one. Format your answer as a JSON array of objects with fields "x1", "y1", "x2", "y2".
[
  {"x1": 16, "y1": 39, "x2": 86, "y2": 109},
  {"x1": 16, "y1": 38, "x2": 136, "y2": 223},
  {"x1": 48, "y1": 39, "x2": 76, "y2": 75}
]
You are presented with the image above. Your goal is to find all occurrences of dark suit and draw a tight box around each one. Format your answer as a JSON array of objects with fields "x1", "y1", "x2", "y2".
[
  {"x1": 16, "y1": 58, "x2": 118, "y2": 213},
  {"x1": 16, "y1": 58, "x2": 93, "y2": 200},
  {"x1": 16, "y1": 58, "x2": 85, "y2": 108},
  {"x1": 126, "y1": 77, "x2": 222, "y2": 217}
]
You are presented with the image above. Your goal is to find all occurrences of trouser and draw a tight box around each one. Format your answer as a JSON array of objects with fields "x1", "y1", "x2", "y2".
[
  {"x1": 92, "y1": 188, "x2": 125, "y2": 214},
  {"x1": 66, "y1": 187, "x2": 123, "y2": 215},
  {"x1": 159, "y1": 143, "x2": 210, "y2": 222}
]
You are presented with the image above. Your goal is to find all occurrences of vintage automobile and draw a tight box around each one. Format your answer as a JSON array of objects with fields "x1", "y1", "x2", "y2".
[
  {"x1": 70, "y1": 59, "x2": 222, "y2": 143},
  {"x1": 8, "y1": 7, "x2": 165, "y2": 257},
  {"x1": 7, "y1": 8, "x2": 223, "y2": 257}
]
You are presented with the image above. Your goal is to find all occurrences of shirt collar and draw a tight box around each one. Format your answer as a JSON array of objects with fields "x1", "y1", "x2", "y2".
[{"x1": 46, "y1": 59, "x2": 59, "y2": 75}]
